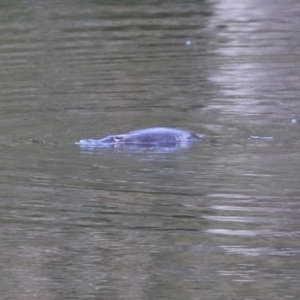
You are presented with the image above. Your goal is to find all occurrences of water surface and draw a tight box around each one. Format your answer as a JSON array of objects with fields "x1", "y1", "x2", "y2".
[{"x1": 1, "y1": 0, "x2": 300, "y2": 299}]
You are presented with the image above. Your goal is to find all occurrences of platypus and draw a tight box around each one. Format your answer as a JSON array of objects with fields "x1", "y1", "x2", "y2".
[{"x1": 76, "y1": 127, "x2": 204, "y2": 148}]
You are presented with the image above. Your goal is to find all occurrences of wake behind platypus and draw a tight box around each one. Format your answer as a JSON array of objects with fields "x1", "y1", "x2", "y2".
[{"x1": 76, "y1": 127, "x2": 204, "y2": 149}]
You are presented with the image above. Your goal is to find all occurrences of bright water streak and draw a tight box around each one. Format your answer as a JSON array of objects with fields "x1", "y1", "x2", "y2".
[{"x1": 0, "y1": 1, "x2": 300, "y2": 300}]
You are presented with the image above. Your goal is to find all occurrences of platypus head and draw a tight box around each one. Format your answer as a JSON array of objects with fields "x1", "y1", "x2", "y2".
[{"x1": 97, "y1": 135, "x2": 127, "y2": 145}]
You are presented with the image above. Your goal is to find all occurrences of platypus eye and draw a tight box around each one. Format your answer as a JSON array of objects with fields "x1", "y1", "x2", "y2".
[{"x1": 114, "y1": 136, "x2": 123, "y2": 142}]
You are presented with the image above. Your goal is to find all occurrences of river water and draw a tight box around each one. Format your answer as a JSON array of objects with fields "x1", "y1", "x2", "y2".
[{"x1": 1, "y1": 0, "x2": 300, "y2": 299}]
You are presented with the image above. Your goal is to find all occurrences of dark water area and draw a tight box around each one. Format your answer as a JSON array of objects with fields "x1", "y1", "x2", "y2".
[{"x1": 1, "y1": 0, "x2": 300, "y2": 299}]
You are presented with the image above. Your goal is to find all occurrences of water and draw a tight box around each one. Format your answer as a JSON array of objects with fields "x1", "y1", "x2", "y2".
[{"x1": 1, "y1": 0, "x2": 300, "y2": 299}]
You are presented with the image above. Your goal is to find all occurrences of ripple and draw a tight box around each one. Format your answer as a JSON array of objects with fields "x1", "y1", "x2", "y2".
[
  {"x1": 206, "y1": 229, "x2": 300, "y2": 238},
  {"x1": 221, "y1": 246, "x2": 300, "y2": 257}
]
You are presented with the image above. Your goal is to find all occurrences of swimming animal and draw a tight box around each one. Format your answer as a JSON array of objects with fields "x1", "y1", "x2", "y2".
[{"x1": 76, "y1": 127, "x2": 204, "y2": 148}]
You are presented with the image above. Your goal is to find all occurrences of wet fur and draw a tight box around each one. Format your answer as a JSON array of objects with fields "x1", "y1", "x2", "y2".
[{"x1": 100, "y1": 128, "x2": 202, "y2": 147}]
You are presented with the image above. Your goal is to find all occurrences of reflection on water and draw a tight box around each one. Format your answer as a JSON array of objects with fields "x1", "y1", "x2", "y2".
[{"x1": 1, "y1": 0, "x2": 300, "y2": 299}]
